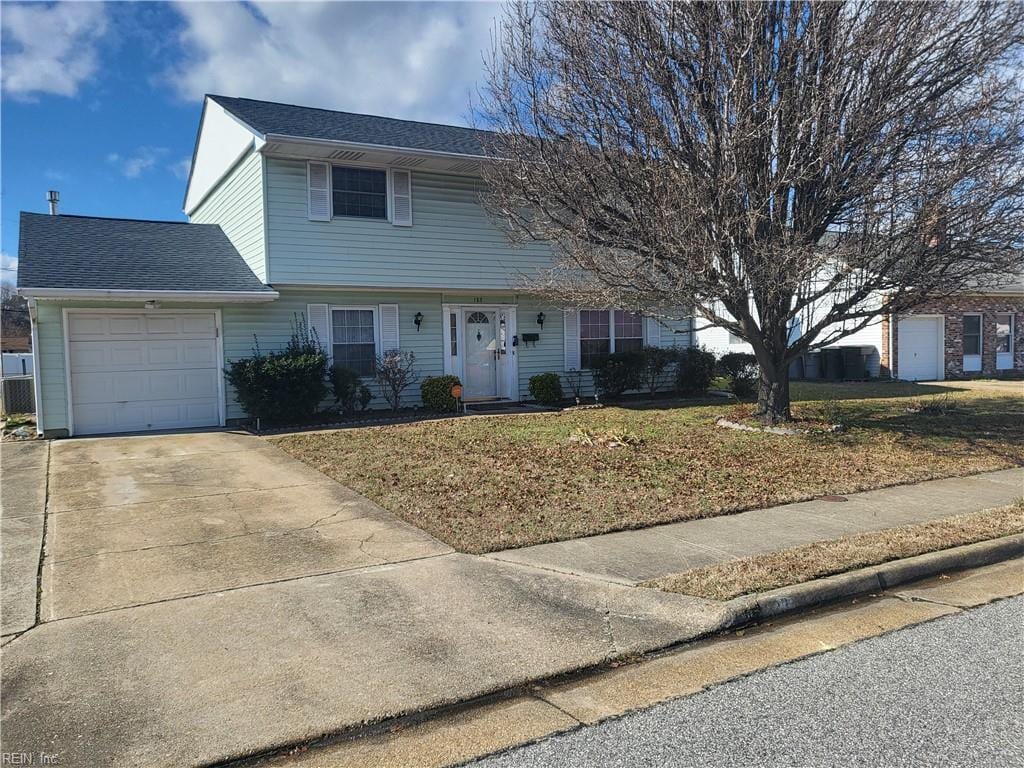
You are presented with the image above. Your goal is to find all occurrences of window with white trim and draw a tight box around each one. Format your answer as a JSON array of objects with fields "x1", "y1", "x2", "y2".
[
  {"x1": 332, "y1": 308, "x2": 376, "y2": 376},
  {"x1": 962, "y1": 314, "x2": 982, "y2": 357},
  {"x1": 332, "y1": 166, "x2": 387, "y2": 219},
  {"x1": 579, "y1": 310, "x2": 643, "y2": 368}
]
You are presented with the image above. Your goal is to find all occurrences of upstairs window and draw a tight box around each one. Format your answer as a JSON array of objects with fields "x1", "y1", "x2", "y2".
[{"x1": 332, "y1": 167, "x2": 387, "y2": 219}]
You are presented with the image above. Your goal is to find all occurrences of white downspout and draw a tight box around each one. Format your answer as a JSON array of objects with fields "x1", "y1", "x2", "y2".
[{"x1": 26, "y1": 298, "x2": 44, "y2": 435}]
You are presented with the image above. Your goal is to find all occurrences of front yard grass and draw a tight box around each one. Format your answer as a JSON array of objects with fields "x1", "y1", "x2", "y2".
[
  {"x1": 273, "y1": 381, "x2": 1024, "y2": 554},
  {"x1": 643, "y1": 501, "x2": 1024, "y2": 601}
]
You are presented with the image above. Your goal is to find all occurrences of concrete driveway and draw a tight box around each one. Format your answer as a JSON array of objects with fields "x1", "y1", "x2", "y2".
[
  {"x1": 41, "y1": 431, "x2": 451, "y2": 619},
  {"x1": 4, "y1": 430, "x2": 720, "y2": 767}
]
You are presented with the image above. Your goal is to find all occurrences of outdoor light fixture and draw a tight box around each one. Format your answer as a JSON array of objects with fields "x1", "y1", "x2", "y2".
[
  {"x1": 537, "y1": 312, "x2": 545, "y2": 329},
  {"x1": 414, "y1": 311, "x2": 424, "y2": 331},
  {"x1": 144, "y1": 300, "x2": 160, "y2": 310}
]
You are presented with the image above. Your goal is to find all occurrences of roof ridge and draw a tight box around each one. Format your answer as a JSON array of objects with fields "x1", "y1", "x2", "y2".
[
  {"x1": 207, "y1": 93, "x2": 493, "y2": 136},
  {"x1": 21, "y1": 211, "x2": 200, "y2": 226}
]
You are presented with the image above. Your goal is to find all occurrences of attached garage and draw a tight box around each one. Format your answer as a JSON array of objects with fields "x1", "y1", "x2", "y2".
[
  {"x1": 66, "y1": 311, "x2": 223, "y2": 436},
  {"x1": 897, "y1": 316, "x2": 943, "y2": 381},
  {"x1": 16, "y1": 212, "x2": 278, "y2": 438}
]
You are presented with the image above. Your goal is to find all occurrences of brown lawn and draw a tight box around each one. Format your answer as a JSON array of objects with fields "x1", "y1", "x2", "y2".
[
  {"x1": 272, "y1": 380, "x2": 1024, "y2": 554},
  {"x1": 644, "y1": 501, "x2": 1024, "y2": 601}
]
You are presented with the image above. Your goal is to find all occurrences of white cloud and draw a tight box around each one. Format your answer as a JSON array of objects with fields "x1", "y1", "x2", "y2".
[
  {"x1": 1, "y1": 2, "x2": 109, "y2": 99},
  {"x1": 165, "y1": 1, "x2": 500, "y2": 125},
  {"x1": 107, "y1": 147, "x2": 169, "y2": 179},
  {"x1": 1, "y1": 252, "x2": 18, "y2": 276},
  {"x1": 169, "y1": 157, "x2": 192, "y2": 180}
]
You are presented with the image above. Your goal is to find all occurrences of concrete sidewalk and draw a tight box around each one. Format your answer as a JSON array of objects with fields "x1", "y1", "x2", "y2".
[
  {"x1": 487, "y1": 468, "x2": 1024, "y2": 584},
  {"x1": 1, "y1": 441, "x2": 48, "y2": 637}
]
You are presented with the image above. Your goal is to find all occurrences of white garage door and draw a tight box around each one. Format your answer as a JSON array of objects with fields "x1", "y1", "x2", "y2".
[
  {"x1": 67, "y1": 311, "x2": 221, "y2": 435},
  {"x1": 898, "y1": 317, "x2": 943, "y2": 381}
]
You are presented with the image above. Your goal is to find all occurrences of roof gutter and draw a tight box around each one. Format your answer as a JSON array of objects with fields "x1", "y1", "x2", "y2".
[{"x1": 17, "y1": 287, "x2": 279, "y2": 303}]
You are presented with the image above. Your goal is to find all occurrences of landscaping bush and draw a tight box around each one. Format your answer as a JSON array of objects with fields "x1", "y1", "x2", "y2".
[
  {"x1": 421, "y1": 375, "x2": 462, "y2": 411},
  {"x1": 564, "y1": 368, "x2": 585, "y2": 404},
  {"x1": 718, "y1": 352, "x2": 759, "y2": 399},
  {"x1": 225, "y1": 315, "x2": 328, "y2": 424},
  {"x1": 528, "y1": 372, "x2": 564, "y2": 405},
  {"x1": 330, "y1": 365, "x2": 373, "y2": 415},
  {"x1": 639, "y1": 346, "x2": 678, "y2": 397},
  {"x1": 592, "y1": 351, "x2": 643, "y2": 399},
  {"x1": 375, "y1": 349, "x2": 419, "y2": 412},
  {"x1": 675, "y1": 346, "x2": 716, "y2": 395}
]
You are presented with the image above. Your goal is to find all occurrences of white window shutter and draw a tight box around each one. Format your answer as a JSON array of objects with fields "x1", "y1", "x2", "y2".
[
  {"x1": 389, "y1": 169, "x2": 413, "y2": 227},
  {"x1": 307, "y1": 161, "x2": 331, "y2": 221},
  {"x1": 645, "y1": 316, "x2": 662, "y2": 347},
  {"x1": 563, "y1": 310, "x2": 581, "y2": 370},
  {"x1": 378, "y1": 304, "x2": 400, "y2": 354},
  {"x1": 307, "y1": 304, "x2": 331, "y2": 361}
]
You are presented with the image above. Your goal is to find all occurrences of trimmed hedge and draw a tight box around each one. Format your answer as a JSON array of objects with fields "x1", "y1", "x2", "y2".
[
  {"x1": 592, "y1": 351, "x2": 643, "y2": 399},
  {"x1": 528, "y1": 372, "x2": 564, "y2": 405},
  {"x1": 675, "y1": 346, "x2": 716, "y2": 395},
  {"x1": 421, "y1": 375, "x2": 462, "y2": 411}
]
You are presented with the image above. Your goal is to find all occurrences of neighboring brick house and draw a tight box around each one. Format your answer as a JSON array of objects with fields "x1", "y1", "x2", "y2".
[{"x1": 881, "y1": 281, "x2": 1024, "y2": 380}]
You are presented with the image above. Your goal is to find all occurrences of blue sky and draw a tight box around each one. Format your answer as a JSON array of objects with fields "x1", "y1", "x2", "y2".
[{"x1": 1, "y1": 1, "x2": 500, "y2": 285}]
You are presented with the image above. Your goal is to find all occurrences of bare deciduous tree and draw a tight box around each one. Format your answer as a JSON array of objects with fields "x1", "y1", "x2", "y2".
[{"x1": 478, "y1": 1, "x2": 1024, "y2": 422}]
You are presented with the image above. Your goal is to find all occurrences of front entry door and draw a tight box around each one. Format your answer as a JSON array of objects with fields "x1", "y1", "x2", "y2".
[{"x1": 463, "y1": 310, "x2": 499, "y2": 398}]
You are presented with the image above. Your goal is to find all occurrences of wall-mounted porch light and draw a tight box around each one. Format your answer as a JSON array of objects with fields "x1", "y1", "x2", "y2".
[
  {"x1": 414, "y1": 311, "x2": 424, "y2": 331},
  {"x1": 537, "y1": 312, "x2": 545, "y2": 329}
]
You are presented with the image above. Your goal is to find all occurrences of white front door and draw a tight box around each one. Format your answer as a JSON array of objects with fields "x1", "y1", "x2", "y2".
[
  {"x1": 67, "y1": 311, "x2": 222, "y2": 435},
  {"x1": 898, "y1": 317, "x2": 943, "y2": 381},
  {"x1": 463, "y1": 310, "x2": 499, "y2": 399}
]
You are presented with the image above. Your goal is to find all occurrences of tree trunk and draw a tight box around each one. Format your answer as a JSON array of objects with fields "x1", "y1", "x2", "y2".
[{"x1": 755, "y1": 361, "x2": 792, "y2": 424}]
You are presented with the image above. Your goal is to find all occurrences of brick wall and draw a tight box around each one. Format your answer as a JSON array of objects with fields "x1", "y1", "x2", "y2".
[{"x1": 881, "y1": 295, "x2": 1024, "y2": 379}]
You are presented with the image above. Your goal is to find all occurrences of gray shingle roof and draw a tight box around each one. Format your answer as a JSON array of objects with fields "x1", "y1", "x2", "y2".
[
  {"x1": 17, "y1": 212, "x2": 274, "y2": 294},
  {"x1": 210, "y1": 95, "x2": 490, "y2": 157}
]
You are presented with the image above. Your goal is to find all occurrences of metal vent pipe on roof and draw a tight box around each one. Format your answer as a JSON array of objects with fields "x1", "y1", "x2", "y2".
[{"x1": 47, "y1": 190, "x2": 59, "y2": 215}]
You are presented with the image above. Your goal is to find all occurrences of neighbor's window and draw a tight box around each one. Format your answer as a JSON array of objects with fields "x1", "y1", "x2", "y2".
[
  {"x1": 332, "y1": 166, "x2": 387, "y2": 219},
  {"x1": 579, "y1": 310, "x2": 644, "y2": 368},
  {"x1": 995, "y1": 314, "x2": 1013, "y2": 354},
  {"x1": 580, "y1": 310, "x2": 611, "y2": 368},
  {"x1": 962, "y1": 314, "x2": 982, "y2": 357},
  {"x1": 614, "y1": 311, "x2": 644, "y2": 354},
  {"x1": 332, "y1": 308, "x2": 376, "y2": 376}
]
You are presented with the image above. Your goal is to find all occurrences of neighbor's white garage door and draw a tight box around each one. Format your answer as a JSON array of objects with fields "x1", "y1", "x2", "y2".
[
  {"x1": 898, "y1": 317, "x2": 943, "y2": 381},
  {"x1": 67, "y1": 311, "x2": 221, "y2": 435}
]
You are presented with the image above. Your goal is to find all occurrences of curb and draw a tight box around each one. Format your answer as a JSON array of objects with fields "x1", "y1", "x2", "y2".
[{"x1": 720, "y1": 533, "x2": 1024, "y2": 629}]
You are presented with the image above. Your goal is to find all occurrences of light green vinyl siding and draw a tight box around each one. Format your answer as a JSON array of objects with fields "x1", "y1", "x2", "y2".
[
  {"x1": 190, "y1": 149, "x2": 267, "y2": 282},
  {"x1": 265, "y1": 158, "x2": 555, "y2": 289},
  {"x1": 34, "y1": 297, "x2": 695, "y2": 435}
]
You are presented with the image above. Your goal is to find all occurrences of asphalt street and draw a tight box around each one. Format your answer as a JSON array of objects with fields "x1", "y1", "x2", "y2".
[{"x1": 475, "y1": 596, "x2": 1024, "y2": 768}]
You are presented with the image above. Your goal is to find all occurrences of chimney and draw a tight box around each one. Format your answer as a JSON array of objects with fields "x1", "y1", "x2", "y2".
[{"x1": 47, "y1": 190, "x2": 59, "y2": 215}]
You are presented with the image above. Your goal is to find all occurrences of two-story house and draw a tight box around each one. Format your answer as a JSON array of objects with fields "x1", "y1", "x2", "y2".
[{"x1": 17, "y1": 95, "x2": 690, "y2": 437}]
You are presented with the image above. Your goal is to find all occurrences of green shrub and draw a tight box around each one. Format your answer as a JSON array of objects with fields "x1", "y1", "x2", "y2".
[
  {"x1": 675, "y1": 346, "x2": 717, "y2": 395},
  {"x1": 592, "y1": 351, "x2": 643, "y2": 399},
  {"x1": 225, "y1": 315, "x2": 328, "y2": 424},
  {"x1": 330, "y1": 365, "x2": 373, "y2": 415},
  {"x1": 528, "y1": 372, "x2": 564, "y2": 405},
  {"x1": 639, "y1": 346, "x2": 678, "y2": 396},
  {"x1": 718, "y1": 352, "x2": 759, "y2": 399},
  {"x1": 421, "y1": 375, "x2": 462, "y2": 411}
]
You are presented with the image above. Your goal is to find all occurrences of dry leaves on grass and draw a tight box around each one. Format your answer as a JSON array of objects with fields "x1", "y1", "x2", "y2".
[
  {"x1": 272, "y1": 387, "x2": 1024, "y2": 553},
  {"x1": 645, "y1": 502, "x2": 1024, "y2": 601}
]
